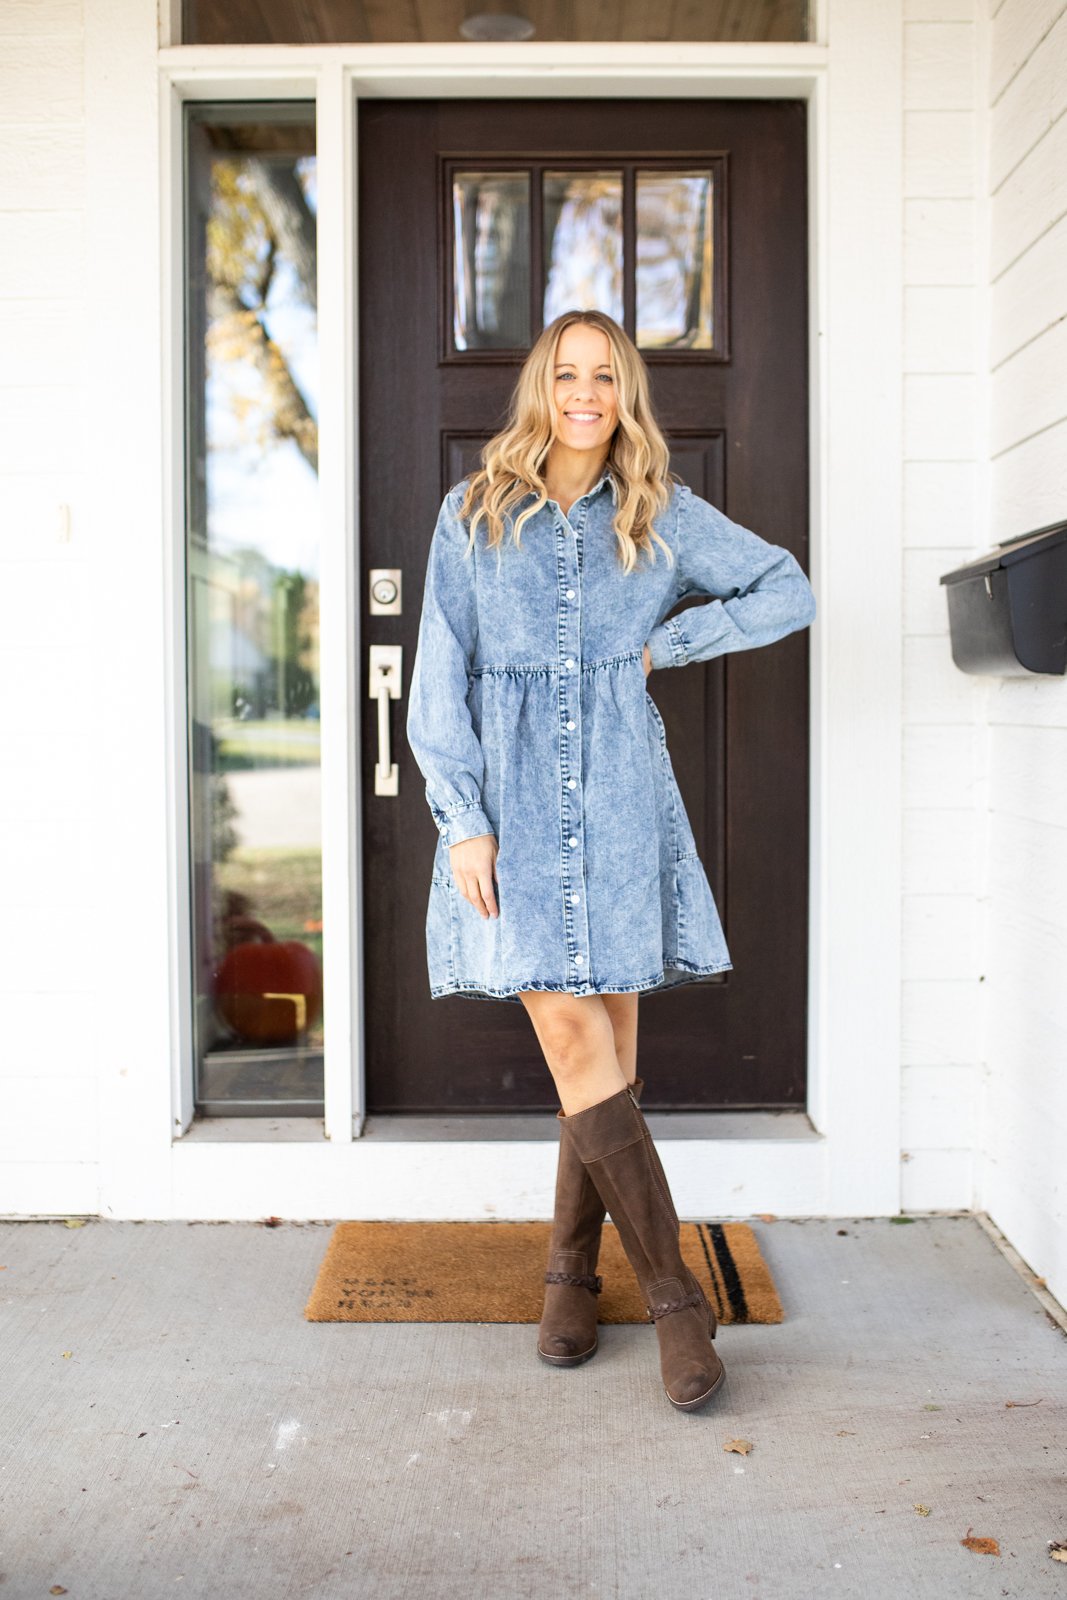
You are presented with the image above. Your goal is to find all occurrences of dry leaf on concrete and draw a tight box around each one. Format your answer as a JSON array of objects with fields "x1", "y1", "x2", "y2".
[
  {"x1": 914, "y1": 1504, "x2": 931, "y2": 1516},
  {"x1": 960, "y1": 1529, "x2": 1000, "y2": 1556},
  {"x1": 1004, "y1": 1398, "x2": 1042, "y2": 1408},
  {"x1": 1049, "y1": 1542, "x2": 1067, "y2": 1563},
  {"x1": 723, "y1": 1438, "x2": 753, "y2": 1455}
]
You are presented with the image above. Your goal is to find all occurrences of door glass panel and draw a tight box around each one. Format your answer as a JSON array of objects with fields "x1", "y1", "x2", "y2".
[
  {"x1": 636, "y1": 170, "x2": 714, "y2": 350},
  {"x1": 543, "y1": 170, "x2": 623, "y2": 326},
  {"x1": 184, "y1": 103, "x2": 324, "y2": 1115},
  {"x1": 452, "y1": 172, "x2": 531, "y2": 350}
]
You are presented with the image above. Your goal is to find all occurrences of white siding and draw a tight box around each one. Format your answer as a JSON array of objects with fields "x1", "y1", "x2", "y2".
[
  {"x1": 900, "y1": 4, "x2": 986, "y2": 1212},
  {"x1": 980, "y1": 0, "x2": 1067, "y2": 1312},
  {"x1": 0, "y1": 0, "x2": 100, "y2": 1214}
]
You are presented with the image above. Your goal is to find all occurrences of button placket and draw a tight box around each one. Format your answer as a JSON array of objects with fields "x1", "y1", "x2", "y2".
[{"x1": 556, "y1": 504, "x2": 591, "y2": 986}]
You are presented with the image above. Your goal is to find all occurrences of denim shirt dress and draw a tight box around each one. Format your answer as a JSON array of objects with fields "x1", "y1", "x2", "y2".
[{"x1": 405, "y1": 471, "x2": 817, "y2": 1005}]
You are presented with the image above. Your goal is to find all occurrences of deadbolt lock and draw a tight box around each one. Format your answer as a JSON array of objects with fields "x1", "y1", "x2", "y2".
[{"x1": 369, "y1": 569, "x2": 402, "y2": 614}]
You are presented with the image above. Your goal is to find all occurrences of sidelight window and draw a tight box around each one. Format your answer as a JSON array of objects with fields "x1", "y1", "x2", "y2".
[{"x1": 183, "y1": 103, "x2": 324, "y2": 1115}]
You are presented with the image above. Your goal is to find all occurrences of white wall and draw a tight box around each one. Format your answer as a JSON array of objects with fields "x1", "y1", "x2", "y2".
[
  {"x1": 898, "y1": 0, "x2": 987, "y2": 1211},
  {"x1": 977, "y1": 0, "x2": 1067, "y2": 1309},
  {"x1": 0, "y1": 0, "x2": 102, "y2": 1214}
]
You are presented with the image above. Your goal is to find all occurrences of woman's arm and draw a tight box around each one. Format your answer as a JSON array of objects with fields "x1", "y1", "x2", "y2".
[
  {"x1": 406, "y1": 488, "x2": 495, "y2": 848},
  {"x1": 644, "y1": 484, "x2": 816, "y2": 670}
]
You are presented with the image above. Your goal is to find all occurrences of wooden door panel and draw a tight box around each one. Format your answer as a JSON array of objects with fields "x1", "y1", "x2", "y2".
[{"x1": 359, "y1": 98, "x2": 809, "y2": 1112}]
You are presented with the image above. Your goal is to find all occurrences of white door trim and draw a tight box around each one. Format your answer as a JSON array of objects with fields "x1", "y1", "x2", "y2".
[{"x1": 130, "y1": 9, "x2": 903, "y2": 1218}]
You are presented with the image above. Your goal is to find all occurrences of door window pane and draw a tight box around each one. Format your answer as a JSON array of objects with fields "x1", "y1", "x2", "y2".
[
  {"x1": 184, "y1": 103, "x2": 324, "y2": 1115},
  {"x1": 543, "y1": 170, "x2": 623, "y2": 326},
  {"x1": 453, "y1": 172, "x2": 530, "y2": 350},
  {"x1": 636, "y1": 171, "x2": 714, "y2": 350}
]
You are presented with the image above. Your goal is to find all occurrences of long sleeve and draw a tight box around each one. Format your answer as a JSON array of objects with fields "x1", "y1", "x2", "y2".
[
  {"x1": 406, "y1": 488, "x2": 495, "y2": 849},
  {"x1": 644, "y1": 484, "x2": 817, "y2": 670}
]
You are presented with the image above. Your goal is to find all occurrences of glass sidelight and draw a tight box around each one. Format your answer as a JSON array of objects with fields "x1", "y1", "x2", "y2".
[{"x1": 184, "y1": 103, "x2": 324, "y2": 1114}]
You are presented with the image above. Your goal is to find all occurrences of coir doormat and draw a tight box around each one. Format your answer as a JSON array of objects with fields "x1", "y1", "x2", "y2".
[{"x1": 304, "y1": 1221, "x2": 783, "y2": 1325}]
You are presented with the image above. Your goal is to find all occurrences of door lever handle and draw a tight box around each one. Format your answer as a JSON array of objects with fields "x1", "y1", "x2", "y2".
[{"x1": 369, "y1": 643, "x2": 403, "y2": 796}]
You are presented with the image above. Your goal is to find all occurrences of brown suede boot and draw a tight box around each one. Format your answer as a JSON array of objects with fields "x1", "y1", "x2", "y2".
[
  {"x1": 558, "y1": 1082, "x2": 725, "y2": 1412},
  {"x1": 537, "y1": 1075, "x2": 645, "y2": 1366}
]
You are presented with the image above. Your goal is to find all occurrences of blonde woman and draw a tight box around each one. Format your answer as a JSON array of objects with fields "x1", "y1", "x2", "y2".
[{"x1": 406, "y1": 308, "x2": 816, "y2": 1412}]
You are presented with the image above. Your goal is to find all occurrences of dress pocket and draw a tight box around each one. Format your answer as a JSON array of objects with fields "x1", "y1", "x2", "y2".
[
  {"x1": 426, "y1": 871, "x2": 456, "y2": 990},
  {"x1": 644, "y1": 690, "x2": 670, "y2": 764},
  {"x1": 645, "y1": 690, "x2": 700, "y2": 862}
]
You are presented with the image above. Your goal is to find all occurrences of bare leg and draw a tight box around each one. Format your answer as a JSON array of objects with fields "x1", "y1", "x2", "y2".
[
  {"x1": 517, "y1": 990, "x2": 636, "y2": 1114},
  {"x1": 600, "y1": 992, "x2": 639, "y2": 1090}
]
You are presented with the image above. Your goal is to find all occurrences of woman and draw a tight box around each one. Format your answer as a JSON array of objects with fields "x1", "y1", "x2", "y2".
[{"x1": 406, "y1": 308, "x2": 816, "y2": 1413}]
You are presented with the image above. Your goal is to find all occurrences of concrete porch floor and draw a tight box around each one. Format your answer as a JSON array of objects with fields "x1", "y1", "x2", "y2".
[{"x1": 1, "y1": 1214, "x2": 1064, "y2": 1600}]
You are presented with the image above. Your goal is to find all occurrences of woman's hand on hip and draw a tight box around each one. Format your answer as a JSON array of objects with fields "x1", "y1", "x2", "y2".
[
  {"x1": 450, "y1": 834, "x2": 499, "y2": 919},
  {"x1": 642, "y1": 643, "x2": 652, "y2": 678}
]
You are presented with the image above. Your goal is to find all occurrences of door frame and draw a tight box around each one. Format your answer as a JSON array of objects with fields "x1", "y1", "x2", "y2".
[{"x1": 139, "y1": 3, "x2": 904, "y2": 1217}]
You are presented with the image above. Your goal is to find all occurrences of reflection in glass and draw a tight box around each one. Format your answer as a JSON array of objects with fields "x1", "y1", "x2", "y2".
[
  {"x1": 636, "y1": 171, "x2": 714, "y2": 349},
  {"x1": 453, "y1": 172, "x2": 530, "y2": 350},
  {"x1": 185, "y1": 104, "x2": 324, "y2": 1113},
  {"x1": 543, "y1": 171, "x2": 623, "y2": 326}
]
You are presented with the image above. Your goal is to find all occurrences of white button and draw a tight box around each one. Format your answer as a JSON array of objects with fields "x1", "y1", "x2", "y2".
[
  {"x1": 571, "y1": 893, "x2": 580, "y2": 904},
  {"x1": 564, "y1": 658, "x2": 574, "y2": 669},
  {"x1": 573, "y1": 953, "x2": 584, "y2": 965},
  {"x1": 567, "y1": 778, "x2": 576, "y2": 789},
  {"x1": 568, "y1": 835, "x2": 578, "y2": 847},
  {"x1": 566, "y1": 720, "x2": 575, "y2": 730},
  {"x1": 566, "y1": 588, "x2": 575, "y2": 598}
]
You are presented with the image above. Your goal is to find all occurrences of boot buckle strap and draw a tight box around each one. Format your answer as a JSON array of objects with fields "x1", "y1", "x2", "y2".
[
  {"x1": 545, "y1": 1270, "x2": 603, "y2": 1294},
  {"x1": 646, "y1": 1287, "x2": 704, "y2": 1321}
]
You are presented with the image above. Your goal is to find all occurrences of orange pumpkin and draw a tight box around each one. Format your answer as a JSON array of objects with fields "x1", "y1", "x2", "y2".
[{"x1": 213, "y1": 930, "x2": 323, "y2": 1044}]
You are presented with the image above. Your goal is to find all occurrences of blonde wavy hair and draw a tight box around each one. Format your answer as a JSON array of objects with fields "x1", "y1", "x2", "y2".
[{"x1": 457, "y1": 309, "x2": 679, "y2": 575}]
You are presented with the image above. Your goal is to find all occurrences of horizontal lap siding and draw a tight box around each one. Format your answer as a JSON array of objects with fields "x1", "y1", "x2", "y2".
[
  {"x1": 981, "y1": 0, "x2": 1067, "y2": 1308},
  {"x1": 901, "y1": 4, "x2": 985, "y2": 1210},
  {"x1": 0, "y1": 0, "x2": 100, "y2": 1209}
]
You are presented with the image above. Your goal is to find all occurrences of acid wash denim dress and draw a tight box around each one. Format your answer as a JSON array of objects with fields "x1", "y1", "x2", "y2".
[{"x1": 405, "y1": 470, "x2": 817, "y2": 1005}]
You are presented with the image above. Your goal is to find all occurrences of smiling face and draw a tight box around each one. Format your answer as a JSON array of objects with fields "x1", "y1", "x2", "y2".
[{"x1": 550, "y1": 321, "x2": 619, "y2": 459}]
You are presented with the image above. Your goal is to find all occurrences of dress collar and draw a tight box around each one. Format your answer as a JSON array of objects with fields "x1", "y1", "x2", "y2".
[
  {"x1": 547, "y1": 468, "x2": 619, "y2": 510},
  {"x1": 507, "y1": 467, "x2": 619, "y2": 513},
  {"x1": 594, "y1": 468, "x2": 620, "y2": 506}
]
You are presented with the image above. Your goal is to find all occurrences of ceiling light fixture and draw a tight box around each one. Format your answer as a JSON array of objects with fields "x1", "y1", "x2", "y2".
[{"x1": 460, "y1": 10, "x2": 537, "y2": 42}]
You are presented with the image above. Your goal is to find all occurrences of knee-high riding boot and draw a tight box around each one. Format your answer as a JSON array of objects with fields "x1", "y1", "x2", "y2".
[
  {"x1": 537, "y1": 1076, "x2": 645, "y2": 1366},
  {"x1": 557, "y1": 1082, "x2": 725, "y2": 1412}
]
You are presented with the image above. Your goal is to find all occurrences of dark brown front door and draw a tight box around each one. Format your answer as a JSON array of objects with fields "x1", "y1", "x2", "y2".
[{"x1": 359, "y1": 98, "x2": 810, "y2": 1113}]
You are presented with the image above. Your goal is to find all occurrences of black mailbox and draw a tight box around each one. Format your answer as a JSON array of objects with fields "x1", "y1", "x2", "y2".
[{"x1": 939, "y1": 518, "x2": 1067, "y2": 677}]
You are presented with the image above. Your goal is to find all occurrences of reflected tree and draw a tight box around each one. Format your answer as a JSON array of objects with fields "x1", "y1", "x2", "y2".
[{"x1": 206, "y1": 157, "x2": 318, "y2": 472}]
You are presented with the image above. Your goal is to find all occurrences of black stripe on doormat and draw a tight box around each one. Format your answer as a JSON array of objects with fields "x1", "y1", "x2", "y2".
[
  {"x1": 703, "y1": 1222, "x2": 749, "y2": 1323},
  {"x1": 696, "y1": 1221, "x2": 725, "y2": 1319}
]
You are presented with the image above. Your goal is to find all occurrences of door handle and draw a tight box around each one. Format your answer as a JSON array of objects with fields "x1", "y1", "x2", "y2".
[{"x1": 369, "y1": 643, "x2": 403, "y2": 796}]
